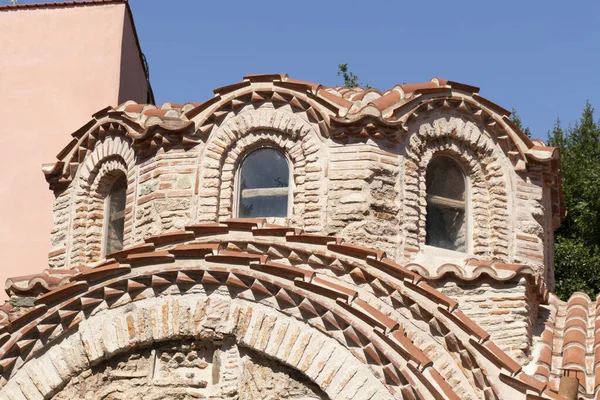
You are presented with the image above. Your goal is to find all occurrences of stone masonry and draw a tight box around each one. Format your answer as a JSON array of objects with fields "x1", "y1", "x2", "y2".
[{"x1": 2, "y1": 74, "x2": 570, "y2": 399}]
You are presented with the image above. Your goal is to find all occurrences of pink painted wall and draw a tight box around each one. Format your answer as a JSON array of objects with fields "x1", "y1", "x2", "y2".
[
  {"x1": 0, "y1": 3, "x2": 148, "y2": 300},
  {"x1": 118, "y1": 10, "x2": 149, "y2": 104}
]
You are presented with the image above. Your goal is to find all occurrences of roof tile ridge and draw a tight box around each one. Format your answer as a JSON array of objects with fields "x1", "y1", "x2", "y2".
[
  {"x1": 347, "y1": 87, "x2": 385, "y2": 101},
  {"x1": 0, "y1": 248, "x2": 450, "y2": 386},
  {"x1": 405, "y1": 258, "x2": 539, "y2": 284},
  {"x1": 0, "y1": 224, "x2": 551, "y2": 399},
  {"x1": 367, "y1": 89, "x2": 403, "y2": 116}
]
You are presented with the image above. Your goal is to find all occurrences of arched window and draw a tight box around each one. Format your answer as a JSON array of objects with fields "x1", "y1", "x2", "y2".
[
  {"x1": 425, "y1": 156, "x2": 467, "y2": 252},
  {"x1": 104, "y1": 174, "x2": 127, "y2": 256},
  {"x1": 236, "y1": 148, "x2": 290, "y2": 218}
]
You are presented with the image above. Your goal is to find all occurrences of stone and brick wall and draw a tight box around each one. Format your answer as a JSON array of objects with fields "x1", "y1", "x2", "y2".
[
  {"x1": 401, "y1": 112, "x2": 512, "y2": 262},
  {"x1": 44, "y1": 97, "x2": 559, "y2": 367},
  {"x1": 326, "y1": 139, "x2": 401, "y2": 258},
  {"x1": 432, "y1": 276, "x2": 541, "y2": 365},
  {"x1": 48, "y1": 102, "x2": 556, "y2": 278},
  {"x1": 133, "y1": 147, "x2": 199, "y2": 242}
]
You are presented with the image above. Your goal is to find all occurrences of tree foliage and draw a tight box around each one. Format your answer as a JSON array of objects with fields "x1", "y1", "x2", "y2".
[
  {"x1": 337, "y1": 64, "x2": 370, "y2": 89},
  {"x1": 548, "y1": 102, "x2": 600, "y2": 299},
  {"x1": 510, "y1": 108, "x2": 531, "y2": 138}
]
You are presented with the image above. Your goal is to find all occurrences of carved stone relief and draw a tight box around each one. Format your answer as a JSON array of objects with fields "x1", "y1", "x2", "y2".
[{"x1": 52, "y1": 339, "x2": 327, "y2": 400}]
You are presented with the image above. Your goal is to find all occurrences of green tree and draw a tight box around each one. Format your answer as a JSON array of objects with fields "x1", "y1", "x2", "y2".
[
  {"x1": 510, "y1": 108, "x2": 531, "y2": 138},
  {"x1": 548, "y1": 102, "x2": 600, "y2": 299},
  {"x1": 337, "y1": 64, "x2": 370, "y2": 89}
]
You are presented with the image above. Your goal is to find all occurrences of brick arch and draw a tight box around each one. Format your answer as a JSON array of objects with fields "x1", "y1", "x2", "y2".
[
  {"x1": 0, "y1": 223, "x2": 552, "y2": 399},
  {"x1": 196, "y1": 108, "x2": 326, "y2": 232},
  {"x1": 418, "y1": 139, "x2": 491, "y2": 255},
  {"x1": 0, "y1": 295, "x2": 393, "y2": 400},
  {"x1": 403, "y1": 112, "x2": 511, "y2": 261},
  {"x1": 68, "y1": 135, "x2": 136, "y2": 267},
  {"x1": 216, "y1": 131, "x2": 322, "y2": 229}
]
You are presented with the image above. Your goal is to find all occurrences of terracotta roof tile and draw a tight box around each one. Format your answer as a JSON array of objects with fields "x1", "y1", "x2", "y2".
[
  {"x1": 526, "y1": 292, "x2": 600, "y2": 397},
  {"x1": 185, "y1": 223, "x2": 229, "y2": 235},
  {"x1": 0, "y1": 222, "x2": 565, "y2": 399},
  {"x1": 294, "y1": 279, "x2": 354, "y2": 303},
  {"x1": 365, "y1": 257, "x2": 421, "y2": 283},
  {"x1": 72, "y1": 262, "x2": 130, "y2": 283},
  {"x1": 34, "y1": 281, "x2": 88, "y2": 307},
  {"x1": 107, "y1": 242, "x2": 155, "y2": 259},
  {"x1": 251, "y1": 224, "x2": 302, "y2": 236},
  {"x1": 249, "y1": 261, "x2": 314, "y2": 281},
  {"x1": 144, "y1": 230, "x2": 195, "y2": 245},
  {"x1": 42, "y1": 73, "x2": 565, "y2": 226},
  {"x1": 5, "y1": 268, "x2": 78, "y2": 296},
  {"x1": 478, "y1": 339, "x2": 523, "y2": 374},
  {"x1": 286, "y1": 233, "x2": 341, "y2": 245},
  {"x1": 224, "y1": 218, "x2": 265, "y2": 230},
  {"x1": 205, "y1": 250, "x2": 268, "y2": 265},
  {"x1": 404, "y1": 280, "x2": 458, "y2": 311},
  {"x1": 169, "y1": 243, "x2": 222, "y2": 257},
  {"x1": 327, "y1": 243, "x2": 385, "y2": 261},
  {"x1": 125, "y1": 250, "x2": 174, "y2": 264},
  {"x1": 438, "y1": 307, "x2": 490, "y2": 342}
]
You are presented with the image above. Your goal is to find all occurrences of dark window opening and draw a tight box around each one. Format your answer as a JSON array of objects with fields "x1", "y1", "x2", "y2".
[
  {"x1": 237, "y1": 148, "x2": 289, "y2": 218},
  {"x1": 104, "y1": 174, "x2": 127, "y2": 256},
  {"x1": 425, "y1": 156, "x2": 467, "y2": 252}
]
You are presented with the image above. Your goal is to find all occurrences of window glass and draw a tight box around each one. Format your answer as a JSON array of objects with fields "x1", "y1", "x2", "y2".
[
  {"x1": 238, "y1": 148, "x2": 289, "y2": 218},
  {"x1": 425, "y1": 156, "x2": 467, "y2": 252},
  {"x1": 104, "y1": 174, "x2": 127, "y2": 256}
]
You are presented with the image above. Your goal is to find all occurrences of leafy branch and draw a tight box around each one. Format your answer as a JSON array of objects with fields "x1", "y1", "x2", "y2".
[{"x1": 337, "y1": 64, "x2": 370, "y2": 89}]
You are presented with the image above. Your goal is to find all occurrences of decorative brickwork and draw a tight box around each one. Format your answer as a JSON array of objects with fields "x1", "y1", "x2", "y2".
[
  {"x1": 431, "y1": 277, "x2": 534, "y2": 364},
  {"x1": 26, "y1": 74, "x2": 574, "y2": 399},
  {"x1": 22, "y1": 296, "x2": 387, "y2": 400},
  {"x1": 513, "y1": 168, "x2": 550, "y2": 286},
  {"x1": 51, "y1": 135, "x2": 136, "y2": 269},
  {"x1": 195, "y1": 106, "x2": 326, "y2": 232},
  {"x1": 132, "y1": 147, "x2": 200, "y2": 244},
  {"x1": 403, "y1": 112, "x2": 511, "y2": 262},
  {"x1": 326, "y1": 140, "x2": 402, "y2": 258},
  {"x1": 0, "y1": 223, "x2": 563, "y2": 400}
]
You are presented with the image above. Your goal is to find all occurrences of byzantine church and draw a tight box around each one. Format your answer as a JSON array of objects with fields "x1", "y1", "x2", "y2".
[{"x1": 0, "y1": 71, "x2": 596, "y2": 400}]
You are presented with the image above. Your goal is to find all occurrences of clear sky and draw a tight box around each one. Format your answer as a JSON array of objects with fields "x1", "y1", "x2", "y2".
[
  {"x1": 126, "y1": 0, "x2": 599, "y2": 141},
  {"x1": 14, "y1": 0, "x2": 600, "y2": 140}
]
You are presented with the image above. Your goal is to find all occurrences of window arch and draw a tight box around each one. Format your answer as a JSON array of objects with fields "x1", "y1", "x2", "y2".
[
  {"x1": 425, "y1": 156, "x2": 468, "y2": 252},
  {"x1": 103, "y1": 174, "x2": 127, "y2": 256},
  {"x1": 236, "y1": 147, "x2": 290, "y2": 218}
]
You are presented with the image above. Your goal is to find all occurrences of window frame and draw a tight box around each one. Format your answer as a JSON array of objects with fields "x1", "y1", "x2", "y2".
[
  {"x1": 424, "y1": 154, "x2": 471, "y2": 254},
  {"x1": 233, "y1": 144, "x2": 293, "y2": 219},
  {"x1": 101, "y1": 173, "x2": 127, "y2": 258}
]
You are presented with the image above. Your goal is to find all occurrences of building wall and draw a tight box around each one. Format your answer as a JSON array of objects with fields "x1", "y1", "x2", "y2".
[
  {"x1": 431, "y1": 277, "x2": 540, "y2": 365},
  {"x1": 118, "y1": 9, "x2": 149, "y2": 104},
  {"x1": 0, "y1": 3, "x2": 148, "y2": 300},
  {"x1": 46, "y1": 96, "x2": 556, "y2": 359},
  {"x1": 48, "y1": 104, "x2": 554, "y2": 271}
]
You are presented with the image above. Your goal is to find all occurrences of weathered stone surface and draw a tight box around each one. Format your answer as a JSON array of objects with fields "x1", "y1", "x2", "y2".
[
  {"x1": 432, "y1": 277, "x2": 534, "y2": 365},
  {"x1": 37, "y1": 82, "x2": 563, "y2": 400},
  {"x1": 52, "y1": 340, "x2": 326, "y2": 400}
]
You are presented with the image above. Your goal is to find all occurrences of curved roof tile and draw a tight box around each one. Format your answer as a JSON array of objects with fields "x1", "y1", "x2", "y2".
[
  {"x1": 41, "y1": 74, "x2": 565, "y2": 227},
  {"x1": 0, "y1": 218, "x2": 564, "y2": 399},
  {"x1": 526, "y1": 292, "x2": 600, "y2": 398}
]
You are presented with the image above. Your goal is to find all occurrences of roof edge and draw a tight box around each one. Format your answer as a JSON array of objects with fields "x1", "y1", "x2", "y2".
[
  {"x1": 122, "y1": 1, "x2": 155, "y2": 104},
  {"x1": 0, "y1": 0, "x2": 126, "y2": 12}
]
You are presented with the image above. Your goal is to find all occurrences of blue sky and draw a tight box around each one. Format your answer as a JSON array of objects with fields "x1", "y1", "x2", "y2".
[{"x1": 127, "y1": 0, "x2": 599, "y2": 141}]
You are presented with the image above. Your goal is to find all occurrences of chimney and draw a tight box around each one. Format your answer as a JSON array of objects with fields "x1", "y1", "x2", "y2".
[{"x1": 558, "y1": 369, "x2": 581, "y2": 400}]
